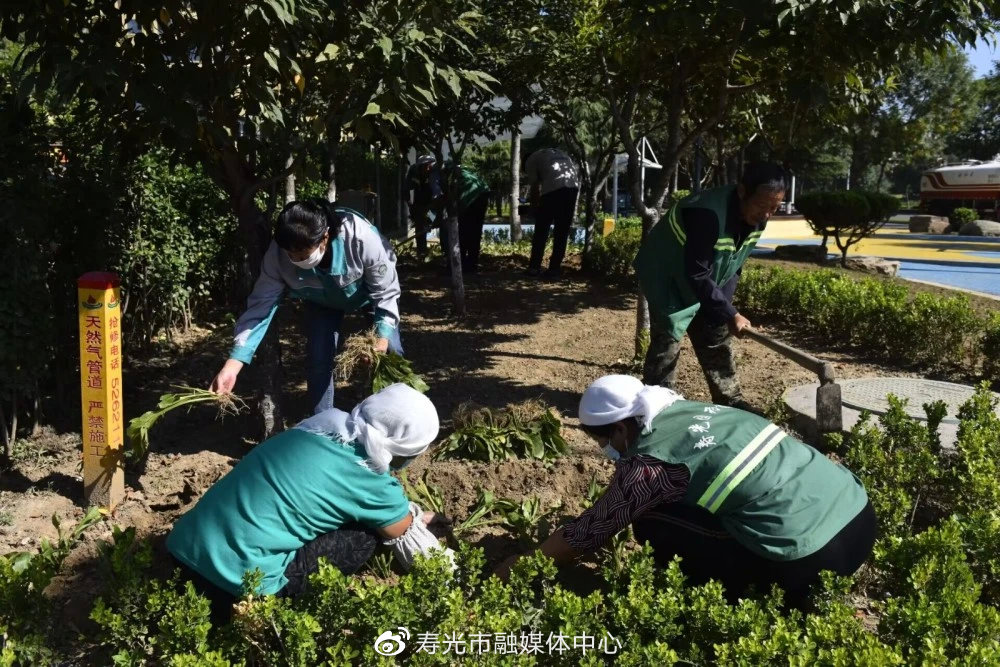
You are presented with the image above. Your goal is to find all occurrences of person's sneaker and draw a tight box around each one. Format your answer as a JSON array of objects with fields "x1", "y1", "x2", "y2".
[
  {"x1": 542, "y1": 267, "x2": 562, "y2": 280},
  {"x1": 524, "y1": 267, "x2": 543, "y2": 277}
]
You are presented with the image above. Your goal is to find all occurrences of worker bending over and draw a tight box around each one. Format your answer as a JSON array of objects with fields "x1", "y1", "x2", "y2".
[
  {"x1": 498, "y1": 375, "x2": 875, "y2": 609},
  {"x1": 211, "y1": 199, "x2": 402, "y2": 414},
  {"x1": 524, "y1": 147, "x2": 580, "y2": 279},
  {"x1": 167, "y1": 384, "x2": 451, "y2": 619},
  {"x1": 635, "y1": 163, "x2": 787, "y2": 411}
]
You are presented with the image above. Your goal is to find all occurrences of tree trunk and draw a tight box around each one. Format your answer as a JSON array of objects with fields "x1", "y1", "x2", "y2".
[
  {"x1": 326, "y1": 135, "x2": 340, "y2": 202},
  {"x1": 374, "y1": 149, "x2": 383, "y2": 229},
  {"x1": 216, "y1": 150, "x2": 285, "y2": 439},
  {"x1": 581, "y1": 161, "x2": 596, "y2": 257},
  {"x1": 875, "y1": 162, "x2": 887, "y2": 191},
  {"x1": 398, "y1": 159, "x2": 407, "y2": 236},
  {"x1": 634, "y1": 208, "x2": 660, "y2": 358},
  {"x1": 5, "y1": 395, "x2": 17, "y2": 461},
  {"x1": 284, "y1": 154, "x2": 295, "y2": 203},
  {"x1": 510, "y1": 131, "x2": 522, "y2": 241},
  {"x1": 446, "y1": 214, "x2": 466, "y2": 315},
  {"x1": 0, "y1": 399, "x2": 10, "y2": 463},
  {"x1": 31, "y1": 382, "x2": 42, "y2": 437}
]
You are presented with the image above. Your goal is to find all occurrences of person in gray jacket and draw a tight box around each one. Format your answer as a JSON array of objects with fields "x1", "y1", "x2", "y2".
[
  {"x1": 524, "y1": 147, "x2": 580, "y2": 278},
  {"x1": 210, "y1": 199, "x2": 402, "y2": 413}
]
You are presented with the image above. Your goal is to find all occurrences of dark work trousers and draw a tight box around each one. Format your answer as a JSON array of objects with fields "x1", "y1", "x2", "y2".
[
  {"x1": 642, "y1": 310, "x2": 743, "y2": 406},
  {"x1": 440, "y1": 193, "x2": 489, "y2": 272},
  {"x1": 414, "y1": 215, "x2": 430, "y2": 257},
  {"x1": 174, "y1": 526, "x2": 378, "y2": 625},
  {"x1": 632, "y1": 501, "x2": 877, "y2": 610},
  {"x1": 528, "y1": 186, "x2": 578, "y2": 272}
]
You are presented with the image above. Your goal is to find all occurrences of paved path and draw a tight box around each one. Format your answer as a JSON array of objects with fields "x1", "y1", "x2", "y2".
[{"x1": 757, "y1": 218, "x2": 1000, "y2": 297}]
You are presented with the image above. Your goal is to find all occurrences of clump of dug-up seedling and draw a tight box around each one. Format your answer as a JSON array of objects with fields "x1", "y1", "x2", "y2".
[
  {"x1": 126, "y1": 386, "x2": 247, "y2": 461},
  {"x1": 337, "y1": 329, "x2": 429, "y2": 395},
  {"x1": 435, "y1": 400, "x2": 569, "y2": 462}
]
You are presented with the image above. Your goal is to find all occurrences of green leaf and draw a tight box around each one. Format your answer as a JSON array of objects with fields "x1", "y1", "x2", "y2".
[
  {"x1": 10, "y1": 552, "x2": 33, "y2": 574},
  {"x1": 263, "y1": 51, "x2": 279, "y2": 73},
  {"x1": 378, "y1": 36, "x2": 392, "y2": 60},
  {"x1": 315, "y1": 44, "x2": 341, "y2": 64},
  {"x1": 442, "y1": 68, "x2": 461, "y2": 97},
  {"x1": 412, "y1": 85, "x2": 435, "y2": 103},
  {"x1": 364, "y1": 102, "x2": 380, "y2": 116}
]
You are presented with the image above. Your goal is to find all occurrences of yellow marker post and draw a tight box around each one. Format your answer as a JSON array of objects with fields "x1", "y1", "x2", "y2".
[
  {"x1": 78, "y1": 272, "x2": 124, "y2": 510},
  {"x1": 601, "y1": 218, "x2": 616, "y2": 237}
]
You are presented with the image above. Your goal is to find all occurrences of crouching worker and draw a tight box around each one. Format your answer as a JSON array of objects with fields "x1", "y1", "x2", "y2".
[
  {"x1": 498, "y1": 375, "x2": 876, "y2": 609},
  {"x1": 166, "y1": 384, "x2": 451, "y2": 619}
]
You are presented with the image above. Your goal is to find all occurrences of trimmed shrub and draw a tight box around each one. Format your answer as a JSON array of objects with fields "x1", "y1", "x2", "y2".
[
  {"x1": 950, "y1": 207, "x2": 978, "y2": 231},
  {"x1": 737, "y1": 265, "x2": 988, "y2": 372},
  {"x1": 983, "y1": 313, "x2": 1000, "y2": 387},
  {"x1": 589, "y1": 226, "x2": 641, "y2": 285},
  {"x1": 797, "y1": 191, "x2": 895, "y2": 266}
]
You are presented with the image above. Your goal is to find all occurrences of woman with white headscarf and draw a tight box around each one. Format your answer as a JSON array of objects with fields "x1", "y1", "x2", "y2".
[
  {"x1": 497, "y1": 375, "x2": 875, "y2": 609},
  {"x1": 167, "y1": 384, "x2": 450, "y2": 619}
]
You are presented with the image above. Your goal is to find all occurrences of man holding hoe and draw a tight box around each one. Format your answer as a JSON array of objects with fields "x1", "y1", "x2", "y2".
[{"x1": 635, "y1": 163, "x2": 787, "y2": 411}]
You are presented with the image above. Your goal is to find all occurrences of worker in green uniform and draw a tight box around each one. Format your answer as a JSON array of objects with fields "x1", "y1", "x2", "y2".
[
  {"x1": 167, "y1": 384, "x2": 452, "y2": 621},
  {"x1": 497, "y1": 375, "x2": 876, "y2": 609},
  {"x1": 407, "y1": 154, "x2": 490, "y2": 274},
  {"x1": 635, "y1": 163, "x2": 787, "y2": 411}
]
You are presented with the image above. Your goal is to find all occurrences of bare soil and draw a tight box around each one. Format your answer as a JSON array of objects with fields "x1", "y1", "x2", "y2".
[{"x1": 0, "y1": 250, "x2": 992, "y2": 639}]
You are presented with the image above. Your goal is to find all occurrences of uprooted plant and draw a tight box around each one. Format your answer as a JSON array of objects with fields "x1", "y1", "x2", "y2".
[
  {"x1": 337, "y1": 329, "x2": 429, "y2": 396},
  {"x1": 126, "y1": 386, "x2": 247, "y2": 461},
  {"x1": 435, "y1": 400, "x2": 569, "y2": 462}
]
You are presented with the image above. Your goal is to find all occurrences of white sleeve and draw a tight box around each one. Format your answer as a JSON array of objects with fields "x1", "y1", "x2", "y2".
[{"x1": 383, "y1": 503, "x2": 456, "y2": 572}]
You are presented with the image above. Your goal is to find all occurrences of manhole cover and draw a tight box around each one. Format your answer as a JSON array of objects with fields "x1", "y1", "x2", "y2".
[{"x1": 840, "y1": 377, "x2": 997, "y2": 424}]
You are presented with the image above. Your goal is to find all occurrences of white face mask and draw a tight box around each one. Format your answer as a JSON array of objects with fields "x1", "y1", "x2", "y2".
[
  {"x1": 288, "y1": 244, "x2": 325, "y2": 269},
  {"x1": 602, "y1": 440, "x2": 621, "y2": 462}
]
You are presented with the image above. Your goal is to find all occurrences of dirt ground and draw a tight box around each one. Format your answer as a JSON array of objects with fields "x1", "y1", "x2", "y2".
[{"x1": 0, "y1": 250, "x2": 988, "y2": 644}]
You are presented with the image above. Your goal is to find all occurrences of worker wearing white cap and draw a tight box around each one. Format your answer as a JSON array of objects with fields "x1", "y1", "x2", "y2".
[
  {"x1": 168, "y1": 384, "x2": 452, "y2": 619},
  {"x1": 497, "y1": 375, "x2": 875, "y2": 609}
]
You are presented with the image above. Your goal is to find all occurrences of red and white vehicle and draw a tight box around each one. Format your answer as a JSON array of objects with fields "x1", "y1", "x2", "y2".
[{"x1": 920, "y1": 160, "x2": 1000, "y2": 219}]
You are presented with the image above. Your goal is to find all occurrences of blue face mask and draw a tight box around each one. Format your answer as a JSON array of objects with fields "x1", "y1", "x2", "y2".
[{"x1": 601, "y1": 440, "x2": 621, "y2": 462}]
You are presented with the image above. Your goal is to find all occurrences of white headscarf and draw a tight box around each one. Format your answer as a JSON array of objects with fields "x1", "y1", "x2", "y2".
[
  {"x1": 294, "y1": 383, "x2": 439, "y2": 473},
  {"x1": 578, "y1": 374, "x2": 683, "y2": 433},
  {"x1": 350, "y1": 383, "x2": 440, "y2": 473}
]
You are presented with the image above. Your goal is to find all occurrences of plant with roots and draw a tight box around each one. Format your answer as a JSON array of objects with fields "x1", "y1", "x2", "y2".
[
  {"x1": 126, "y1": 386, "x2": 247, "y2": 461},
  {"x1": 337, "y1": 329, "x2": 429, "y2": 396}
]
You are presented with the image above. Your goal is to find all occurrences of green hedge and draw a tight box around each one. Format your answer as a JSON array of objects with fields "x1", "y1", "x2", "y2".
[
  {"x1": 737, "y1": 265, "x2": 993, "y2": 377},
  {"x1": 588, "y1": 226, "x2": 641, "y2": 286},
  {"x1": 951, "y1": 207, "x2": 978, "y2": 230}
]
